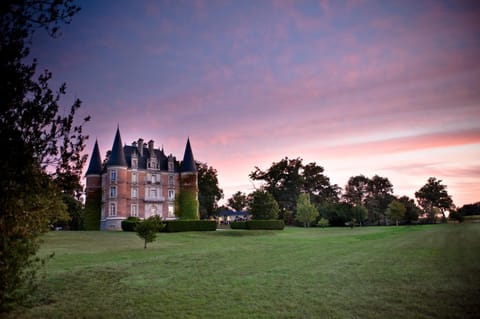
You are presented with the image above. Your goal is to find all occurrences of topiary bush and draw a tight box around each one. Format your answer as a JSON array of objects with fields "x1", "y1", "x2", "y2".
[
  {"x1": 246, "y1": 220, "x2": 285, "y2": 230},
  {"x1": 162, "y1": 220, "x2": 217, "y2": 232},
  {"x1": 121, "y1": 216, "x2": 141, "y2": 232},
  {"x1": 230, "y1": 221, "x2": 247, "y2": 229}
]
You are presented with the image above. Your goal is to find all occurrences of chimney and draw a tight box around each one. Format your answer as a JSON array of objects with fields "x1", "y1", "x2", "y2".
[
  {"x1": 148, "y1": 140, "x2": 154, "y2": 155},
  {"x1": 137, "y1": 138, "x2": 144, "y2": 156},
  {"x1": 132, "y1": 141, "x2": 137, "y2": 147}
]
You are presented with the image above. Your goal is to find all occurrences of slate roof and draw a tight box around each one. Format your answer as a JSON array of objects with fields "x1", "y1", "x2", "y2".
[
  {"x1": 180, "y1": 138, "x2": 196, "y2": 173},
  {"x1": 86, "y1": 140, "x2": 102, "y2": 175},
  {"x1": 100, "y1": 128, "x2": 193, "y2": 173},
  {"x1": 107, "y1": 127, "x2": 127, "y2": 167},
  {"x1": 124, "y1": 145, "x2": 178, "y2": 171}
]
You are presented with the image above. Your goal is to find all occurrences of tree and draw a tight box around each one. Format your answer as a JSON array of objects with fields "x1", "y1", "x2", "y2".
[
  {"x1": 227, "y1": 191, "x2": 248, "y2": 211},
  {"x1": 250, "y1": 157, "x2": 338, "y2": 222},
  {"x1": 351, "y1": 205, "x2": 368, "y2": 226},
  {"x1": 386, "y1": 200, "x2": 406, "y2": 226},
  {"x1": 365, "y1": 175, "x2": 394, "y2": 225},
  {"x1": 0, "y1": 0, "x2": 87, "y2": 310},
  {"x1": 249, "y1": 190, "x2": 279, "y2": 220},
  {"x1": 343, "y1": 175, "x2": 370, "y2": 206},
  {"x1": 415, "y1": 177, "x2": 453, "y2": 223},
  {"x1": 295, "y1": 193, "x2": 319, "y2": 228},
  {"x1": 136, "y1": 216, "x2": 164, "y2": 249},
  {"x1": 197, "y1": 162, "x2": 223, "y2": 219},
  {"x1": 397, "y1": 196, "x2": 420, "y2": 224},
  {"x1": 343, "y1": 175, "x2": 394, "y2": 225}
]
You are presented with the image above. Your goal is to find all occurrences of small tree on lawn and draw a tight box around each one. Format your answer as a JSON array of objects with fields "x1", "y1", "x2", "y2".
[
  {"x1": 136, "y1": 216, "x2": 164, "y2": 249},
  {"x1": 386, "y1": 200, "x2": 406, "y2": 226},
  {"x1": 296, "y1": 193, "x2": 319, "y2": 228}
]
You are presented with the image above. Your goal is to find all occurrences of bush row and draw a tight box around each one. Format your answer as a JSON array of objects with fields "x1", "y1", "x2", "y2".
[
  {"x1": 162, "y1": 220, "x2": 217, "y2": 232},
  {"x1": 230, "y1": 220, "x2": 285, "y2": 230}
]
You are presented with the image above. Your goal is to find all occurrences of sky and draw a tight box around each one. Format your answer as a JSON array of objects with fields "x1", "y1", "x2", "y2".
[{"x1": 31, "y1": 0, "x2": 480, "y2": 207}]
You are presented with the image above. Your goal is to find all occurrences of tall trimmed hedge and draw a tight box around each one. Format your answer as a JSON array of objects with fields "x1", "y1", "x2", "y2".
[
  {"x1": 230, "y1": 221, "x2": 247, "y2": 229},
  {"x1": 121, "y1": 216, "x2": 141, "y2": 231},
  {"x1": 83, "y1": 189, "x2": 101, "y2": 230},
  {"x1": 175, "y1": 191, "x2": 199, "y2": 220},
  {"x1": 246, "y1": 220, "x2": 285, "y2": 230},
  {"x1": 162, "y1": 220, "x2": 216, "y2": 232}
]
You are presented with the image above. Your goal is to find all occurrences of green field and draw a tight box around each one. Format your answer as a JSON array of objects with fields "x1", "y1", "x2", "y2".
[{"x1": 8, "y1": 224, "x2": 480, "y2": 319}]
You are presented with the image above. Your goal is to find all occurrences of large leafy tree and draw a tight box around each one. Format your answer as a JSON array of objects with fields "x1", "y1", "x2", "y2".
[
  {"x1": 197, "y1": 161, "x2": 223, "y2": 219},
  {"x1": 365, "y1": 175, "x2": 394, "y2": 225},
  {"x1": 343, "y1": 175, "x2": 394, "y2": 225},
  {"x1": 397, "y1": 196, "x2": 420, "y2": 224},
  {"x1": 343, "y1": 175, "x2": 370, "y2": 206},
  {"x1": 249, "y1": 157, "x2": 338, "y2": 222},
  {"x1": 227, "y1": 191, "x2": 248, "y2": 211},
  {"x1": 249, "y1": 190, "x2": 279, "y2": 220},
  {"x1": 415, "y1": 177, "x2": 453, "y2": 223},
  {"x1": 0, "y1": 0, "x2": 88, "y2": 310}
]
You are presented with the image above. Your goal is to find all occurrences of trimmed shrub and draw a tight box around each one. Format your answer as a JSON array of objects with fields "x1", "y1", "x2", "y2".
[
  {"x1": 163, "y1": 220, "x2": 217, "y2": 232},
  {"x1": 121, "y1": 216, "x2": 141, "y2": 232},
  {"x1": 246, "y1": 220, "x2": 285, "y2": 230},
  {"x1": 230, "y1": 221, "x2": 247, "y2": 229}
]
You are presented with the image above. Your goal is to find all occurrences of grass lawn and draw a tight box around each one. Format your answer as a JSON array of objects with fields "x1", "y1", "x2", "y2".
[{"x1": 7, "y1": 224, "x2": 480, "y2": 319}]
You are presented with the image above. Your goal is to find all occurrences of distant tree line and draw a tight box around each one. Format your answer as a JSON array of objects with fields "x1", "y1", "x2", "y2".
[{"x1": 213, "y1": 157, "x2": 476, "y2": 227}]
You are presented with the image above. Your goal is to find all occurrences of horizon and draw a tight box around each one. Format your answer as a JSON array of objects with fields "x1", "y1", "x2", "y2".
[{"x1": 32, "y1": 0, "x2": 480, "y2": 207}]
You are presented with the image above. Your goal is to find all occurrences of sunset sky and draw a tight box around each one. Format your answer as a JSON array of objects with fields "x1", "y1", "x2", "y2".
[{"x1": 31, "y1": 0, "x2": 480, "y2": 207}]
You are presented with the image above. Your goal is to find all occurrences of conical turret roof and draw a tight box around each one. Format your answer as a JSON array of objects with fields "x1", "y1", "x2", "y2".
[
  {"x1": 181, "y1": 138, "x2": 196, "y2": 173},
  {"x1": 86, "y1": 140, "x2": 103, "y2": 175},
  {"x1": 107, "y1": 127, "x2": 127, "y2": 167}
]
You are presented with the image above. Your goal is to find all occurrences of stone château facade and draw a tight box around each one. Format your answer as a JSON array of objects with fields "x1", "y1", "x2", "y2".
[{"x1": 85, "y1": 127, "x2": 198, "y2": 230}]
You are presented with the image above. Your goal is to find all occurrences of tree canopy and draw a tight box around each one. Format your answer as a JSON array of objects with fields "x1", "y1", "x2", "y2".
[
  {"x1": 249, "y1": 157, "x2": 339, "y2": 222},
  {"x1": 249, "y1": 190, "x2": 279, "y2": 220},
  {"x1": 295, "y1": 193, "x2": 319, "y2": 228},
  {"x1": 0, "y1": 0, "x2": 88, "y2": 310},
  {"x1": 415, "y1": 177, "x2": 453, "y2": 223},
  {"x1": 343, "y1": 175, "x2": 394, "y2": 225},
  {"x1": 197, "y1": 161, "x2": 223, "y2": 219},
  {"x1": 227, "y1": 191, "x2": 248, "y2": 211}
]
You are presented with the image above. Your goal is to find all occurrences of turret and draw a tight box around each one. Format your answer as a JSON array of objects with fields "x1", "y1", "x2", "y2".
[
  {"x1": 107, "y1": 126, "x2": 127, "y2": 167},
  {"x1": 179, "y1": 138, "x2": 199, "y2": 219},
  {"x1": 180, "y1": 138, "x2": 196, "y2": 173},
  {"x1": 86, "y1": 140, "x2": 102, "y2": 176}
]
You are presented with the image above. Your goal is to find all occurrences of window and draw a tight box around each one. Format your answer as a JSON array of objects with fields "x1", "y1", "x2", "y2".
[
  {"x1": 110, "y1": 170, "x2": 117, "y2": 182},
  {"x1": 168, "y1": 175, "x2": 174, "y2": 187},
  {"x1": 132, "y1": 172, "x2": 137, "y2": 184},
  {"x1": 131, "y1": 187, "x2": 137, "y2": 198},
  {"x1": 151, "y1": 174, "x2": 156, "y2": 184},
  {"x1": 110, "y1": 186, "x2": 117, "y2": 198},
  {"x1": 168, "y1": 204, "x2": 174, "y2": 217},
  {"x1": 150, "y1": 188, "x2": 157, "y2": 198},
  {"x1": 131, "y1": 204, "x2": 138, "y2": 217},
  {"x1": 132, "y1": 159, "x2": 137, "y2": 169},
  {"x1": 109, "y1": 203, "x2": 116, "y2": 216},
  {"x1": 168, "y1": 189, "x2": 175, "y2": 200}
]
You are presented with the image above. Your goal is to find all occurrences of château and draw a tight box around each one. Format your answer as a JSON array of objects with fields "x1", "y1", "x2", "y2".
[{"x1": 85, "y1": 127, "x2": 198, "y2": 230}]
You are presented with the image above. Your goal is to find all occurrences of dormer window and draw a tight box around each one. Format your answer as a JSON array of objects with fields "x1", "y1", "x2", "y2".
[
  {"x1": 132, "y1": 159, "x2": 137, "y2": 169},
  {"x1": 168, "y1": 161, "x2": 174, "y2": 172}
]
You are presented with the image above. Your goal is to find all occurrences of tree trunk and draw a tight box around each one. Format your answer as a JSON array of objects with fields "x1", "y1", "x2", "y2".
[
  {"x1": 144, "y1": 240, "x2": 147, "y2": 249},
  {"x1": 396, "y1": 219, "x2": 398, "y2": 226}
]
